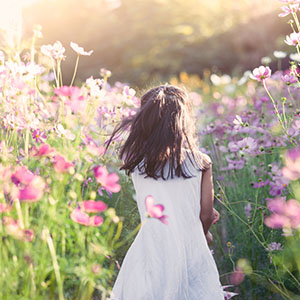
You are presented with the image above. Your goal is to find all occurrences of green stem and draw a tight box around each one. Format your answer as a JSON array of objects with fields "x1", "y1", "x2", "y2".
[
  {"x1": 263, "y1": 80, "x2": 285, "y2": 131},
  {"x1": 70, "y1": 55, "x2": 80, "y2": 86},
  {"x1": 45, "y1": 228, "x2": 65, "y2": 300}
]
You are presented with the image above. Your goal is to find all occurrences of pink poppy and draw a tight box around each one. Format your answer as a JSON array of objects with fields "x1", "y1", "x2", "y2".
[
  {"x1": 145, "y1": 195, "x2": 168, "y2": 225},
  {"x1": 82, "y1": 200, "x2": 107, "y2": 213},
  {"x1": 53, "y1": 154, "x2": 73, "y2": 173},
  {"x1": 94, "y1": 166, "x2": 121, "y2": 193}
]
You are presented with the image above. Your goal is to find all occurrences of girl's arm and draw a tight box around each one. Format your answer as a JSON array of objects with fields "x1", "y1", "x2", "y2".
[{"x1": 200, "y1": 159, "x2": 215, "y2": 235}]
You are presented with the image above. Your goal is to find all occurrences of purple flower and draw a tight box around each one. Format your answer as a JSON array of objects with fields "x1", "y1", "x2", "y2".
[
  {"x1": 281, "y1": 74, "x2": 298, "y2": 85},
  {"x1": 32, "y1": 129, "x2": 46, "y2": 143}
]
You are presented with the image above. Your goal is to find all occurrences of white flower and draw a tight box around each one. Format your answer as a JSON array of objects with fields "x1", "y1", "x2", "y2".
[{"x1": 70, "y1": 42, "x2": 93, "y2": 56}]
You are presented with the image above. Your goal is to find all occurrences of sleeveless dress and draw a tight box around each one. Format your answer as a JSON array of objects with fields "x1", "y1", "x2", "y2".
[{"x1": 110, "y1": 155, "x2": 224, "y2": 300}]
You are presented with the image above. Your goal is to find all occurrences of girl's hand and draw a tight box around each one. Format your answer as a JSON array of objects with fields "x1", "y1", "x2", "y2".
[
  {"x1": 212, "y1": 208, "x2": 220, "y2": 225},
  {"x1": 206, "y1": 231, "x2": 213, "y2": 245}
]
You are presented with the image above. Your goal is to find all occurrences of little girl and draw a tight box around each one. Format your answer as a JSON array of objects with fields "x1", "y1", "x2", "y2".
[{"x1": 107, "y1": 84, "x2": 224, "y2": 300}]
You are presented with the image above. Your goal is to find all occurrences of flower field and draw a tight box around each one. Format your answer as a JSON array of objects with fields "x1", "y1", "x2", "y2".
[{"x1": 1, "y1": 0, "x2": 300, "y2": 299}]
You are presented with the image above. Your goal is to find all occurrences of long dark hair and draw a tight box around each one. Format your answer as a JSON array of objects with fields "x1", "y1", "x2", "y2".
[{"x1": 106, "y1": 84, "x2": 210, "y2": 180}]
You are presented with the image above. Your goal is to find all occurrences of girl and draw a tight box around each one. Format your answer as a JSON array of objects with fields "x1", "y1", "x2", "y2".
[{"x1": 107, "y1": 84, "x2": 224, "y2": 300}]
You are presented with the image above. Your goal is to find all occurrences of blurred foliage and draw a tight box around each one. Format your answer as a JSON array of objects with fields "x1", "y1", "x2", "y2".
[{"x1": 23, "y1": 0, "x2": 288, "y2": 88}]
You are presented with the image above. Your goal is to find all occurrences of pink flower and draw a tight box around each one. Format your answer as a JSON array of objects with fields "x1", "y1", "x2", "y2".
[
  {"x1": 282, "y1": 147, "x2": 300, "y2": 180},
  {"x1": 11, "y1": 166, "x2": 35, "y2": 185},
  {"x1": 70, "y1": 42, "x2": 93, "y2": 56},
  {"x1": 89, "y1": 215, "x2": 104, "y2": 226},
  {"x1": 11, "y1": 167, "x2": 45, "y2": 203},
  {"x1": 145, "y1": 195, "x2": 169, "y2": 225},
  {"x1": 53, "y1": 154, "x2": 74, "y2": 173},
  {"x1": 82, "y1": 200, "x2": 107, "y2": 213},
  {"x1": 279, "y1": 4, "x2": 300, "y2": 17},
  {"x1": 70, "y1": 208, "x2": 104, "y2": 226},
  {"x1": 32, "y1": 129, "x2": 47, "y2": 143},
  {"x1": 54, "y1": 86, "x2": 86, "y2": 113},
  {"x1": 33, "y1": 143, "x2": 55, "y2": 157},
  {"x1": 281, "y1": 73, "x2": 298, "y2": 85},
  {"x1": 94, "y1": 166, "x2": 121, "y2": 193},
  {"x1": 18, "y1": 176, "x2": 45, "y2": 202},
  {"x1": 70, "y1": 208, "x2": 90, "y2": 226},
  {"x1": 251, "y1": 66, "x2": 272, "y2": 82},
  {"x1": 265, "y1": 198, "x2": 300, "y2": 229},
  {"x1": 285, "y1": 32, "x2": 300, "y2": 46}
]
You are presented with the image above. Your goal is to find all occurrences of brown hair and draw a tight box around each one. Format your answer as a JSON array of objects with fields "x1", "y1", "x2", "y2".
[{"x1": 106, "y1": 84, "x2": 210, "y2": 179}]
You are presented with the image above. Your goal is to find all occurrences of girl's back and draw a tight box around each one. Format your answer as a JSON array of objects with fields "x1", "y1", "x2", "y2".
[{"x1": 108, "y1": 85, "x2": 224, "y2": 300}]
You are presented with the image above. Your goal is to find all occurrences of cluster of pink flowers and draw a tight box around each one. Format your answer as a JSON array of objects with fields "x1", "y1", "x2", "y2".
[
  {"x1": 11, "y1": 166, "x2": 45, "y2": 202},
  {"x1": 70, "y1": 200, "x2": 107, "y2": 226},
  {"x1": 264, "y1": 197, "x2": 300, "y2": 229}
]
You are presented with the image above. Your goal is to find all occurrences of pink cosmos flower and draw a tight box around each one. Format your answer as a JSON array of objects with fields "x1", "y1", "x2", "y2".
[
  {"x1": 18, "y1": 176, "x2": 46, "y2": 202},
  {"x1": 265, "y1": 198, "x2": 300, "y2": 229},
  {"x1": 237, "y1": 137, "x2": 257, "y2": 153},
  {"x1": 70, "y1": 208, "x2": 90, "y2": 226},
  {"x1": 11, "y1": 166, "x2": 35, "y2": 185},
  {"x1": 285, "y1": 32, "x2": 300, "y2": 46},
  {"x1": 70, "y1": 208, "x2": 104, "y2": 226},
  {"x1": 32, "y1": 129, "x2": 47, "y2": 143},
  {"x1": 11, "y1": 166, "x2": 45, "y2": 203},
  {"x1": 70, "y1": 42, "x2": 93, "y2": 56},
  {"x1": 145, "y1": 195, "x2": 168, "y2": 225},
  {"x1": 89, "y1": 215, "x2": 104, "y2": 226},
  {"x1": 251, "y1": 66, "x2": 272, "y2": 82},
  {"x1": 281, "y1": 73, "x2": 298, "y2": 85},
  {"x1": 82, "y1": 200, "x2": 107, "y2": 213},
  {"x1": 33, "y1": 143, "x2": 55, "y2": 157},
  {"x1": 94, "y1": 166, "x2": 121, "y2": 193},
  {"x1": 53, "y1": 154, "x2": 73, "y2": 173},
  {"x1": 279, "y1": 4, "x2": 300, "y2": 17},
  {"x1": 54, "y1": 86, "x2": 86, "y2": 113},
  {"x1": 282, "y1": 147, "x2": 300, "y2": 180}
]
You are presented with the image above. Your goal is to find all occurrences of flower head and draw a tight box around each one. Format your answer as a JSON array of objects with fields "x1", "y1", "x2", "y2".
[
  {"x1": 279, "y1": 4, "x2": 300, "y2": 17},
  {"x1": 70, "y1": 42, "x2": 93, "y2": 56},
  {"x1": 53, "y1": 154, "x2": 74, "y2": 173},
  {"x1": 32, "y1": 129, "x2": 47, "y2": 143},
  {"x1": 251, "y1": 66, "x2": 272, "y2": 82},
  {"x1": 145, "y1": 195, "x2": 168, "y2": 225},
  {"x1": 33, "y1": 143, "x2": 55, "y2": 157},
  {"x1": 94, "y1": 166, "x2": 121, "y2": 193},
  {"x1": 282, "y1": 147, "x2": 300, "y2": 180},
  {"x1": 82, "y1": 200, "x2": 107, "y2": 213},
  {"x1": 41, "y1": 41, "x2": 66, "y2": 60},
  {"x1": 285, "y1": 32, "x2": 300, "y2": 46}
]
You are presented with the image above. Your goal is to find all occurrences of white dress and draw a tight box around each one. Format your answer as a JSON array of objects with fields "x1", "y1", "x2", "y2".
[{"x1": 110, "y1": 156, "x2": 224, "y2": 300}]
